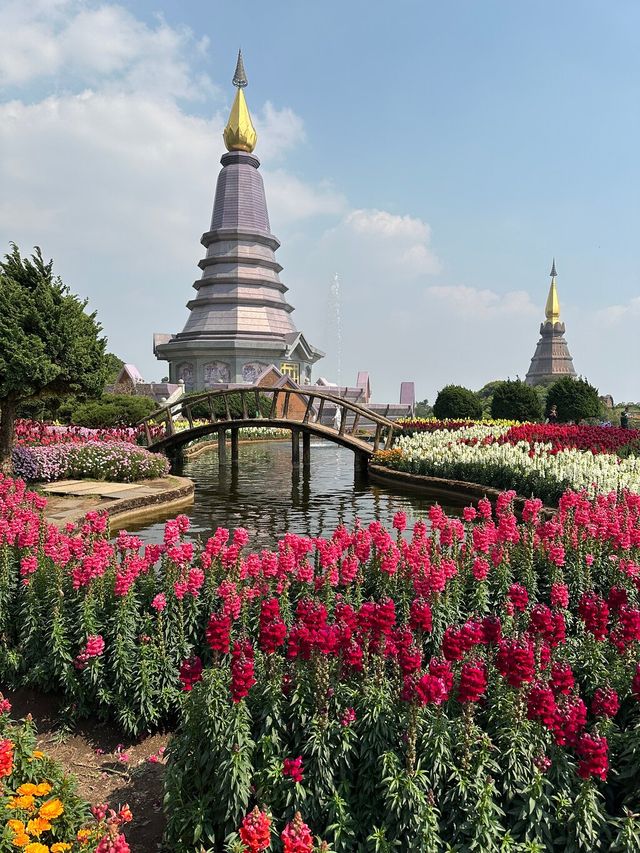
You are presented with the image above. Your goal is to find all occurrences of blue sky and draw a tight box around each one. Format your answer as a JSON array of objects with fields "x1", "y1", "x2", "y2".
[{"x1": 1, "y1": 0, "x2": 638, "y2": 402}]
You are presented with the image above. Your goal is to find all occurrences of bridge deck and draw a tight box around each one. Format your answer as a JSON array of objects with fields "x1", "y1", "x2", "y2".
[
  {"x1": 148, "y1": 418, "x2": 377, "y2": 456},
  {"x1": 139, "y1": 385, "x2": 399, "y2": 458}
]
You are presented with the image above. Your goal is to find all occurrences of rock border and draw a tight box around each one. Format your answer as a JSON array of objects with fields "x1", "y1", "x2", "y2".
[{"x1": 368, "y1": 464, "x2": 554, "y2": 514}]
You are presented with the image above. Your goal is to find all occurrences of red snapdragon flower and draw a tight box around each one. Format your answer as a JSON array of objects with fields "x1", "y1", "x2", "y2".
[
  {"x1": 576, "y1": 733, "x2": 609, "y2": 781},
  {"x1": 281, "y1": 812, "x2": 313, "y2": 853},
  {"x1": 283, "y1": 756, "x2": 304, "y2": 783},
  {"x1": 508, "y1": 583, "x2": 529, "y2": 612},
  {"x1": 0, "y1": 738, "x2": 13, "y2": 778},
  {"x1": 206, "y1": 612, "x2": 232, "y2": 655},
  {"x1": 495, "y1": 638, "x2": 536, "y2": 688},
  {"x1": 591, "y1": 687, "x2": 619, "y2": 718},
  {"x1": 239, "y1": 807, "x2": 271, "y2": 852},
  {"x1": 578, "y1": 592, "x2": 609, "y2": 641},
  {"x1": 550, "y1": 661, "x2": 574, "y2": 696},
  {"x1": 179, "y1": 656, "x2": 203, "y2": 691},
  {"x1": 527, "y1": 683, "x2": 557, "y2": 728},
  {"x1": 457, "y1": 660, "x2": 487, "y2": 703},
  {"x1": 230, "y1": 640, "x2": 256, "y2": 702}
]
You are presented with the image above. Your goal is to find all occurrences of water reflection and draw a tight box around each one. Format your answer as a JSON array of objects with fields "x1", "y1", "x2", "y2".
[{"x1": 124, "y1": 440, "x2": 456, "y2": 548}]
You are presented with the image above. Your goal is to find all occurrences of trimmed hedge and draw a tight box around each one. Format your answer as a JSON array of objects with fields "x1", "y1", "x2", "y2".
[
  {"x1": 433, "y1": 385, "x2": 483, "y2": 420},
  {"x1": 490, "y1": 380, "x2": 543, "y2": 422},
  {"x1": 72, "y1": 394, "x2": 157, "y2": 428}
]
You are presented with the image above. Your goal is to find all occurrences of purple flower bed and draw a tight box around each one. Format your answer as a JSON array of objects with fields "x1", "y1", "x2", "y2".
[{"x1": 12, "y1": 441, "x2": 170, "y2": 483}]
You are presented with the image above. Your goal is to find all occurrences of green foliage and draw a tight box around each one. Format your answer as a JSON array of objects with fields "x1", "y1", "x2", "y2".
[
  {"x1": 71, "y1": 393, "x2": 157, "y2": 427},
  {"x1": 414, "y1": 399, "x2": 433, "y2": 418},
  {"x1": 0, "y1": 710, "x2": 91, "y2": 842},
  {"x1": 546, "y1": 377, "x2": 602, "y2": 423},
  {"x1": 433, "y1": 385, "x2": 483, "y2": 420},
  {"x1": 490, "y1": 381, "x2": 543, "y2": 422},
  {"x1": 0, "y1": 245, "x2": 107, "y2": 462},
  {"x1": 16, "y1": 395, "x2": 77, "y2": 423},
  {"x1": 104, "y1": 352, "x2": 126, "y2": 385},
  {"x1": 181, "y1": 391, "x2": 272, "y2": 421}
]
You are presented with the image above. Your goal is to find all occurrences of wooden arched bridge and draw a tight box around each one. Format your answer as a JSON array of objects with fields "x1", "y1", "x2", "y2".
[{"x1": 139, "y1": 386, "x2": 399, "y2": 472}]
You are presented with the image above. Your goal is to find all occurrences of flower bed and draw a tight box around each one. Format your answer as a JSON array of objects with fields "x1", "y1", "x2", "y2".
[
  {"x1": 0, "y1": 693, "x2": 132, "y2": 852},
  {"x1": 383, "y1": 423, "x2": 640, "y2": 505},
  {"x1": 399, "y1": 417, "x2": 517, "y2": 433},
  {"x1": 11, "y1": 441, "x2": 170, "y2": 483},
  {"x1": 13, "y1": 419, "x2": 159, "y2": 447},
  {"x1": 2, "y1": 475, "x2": 640, "y2": 848}
]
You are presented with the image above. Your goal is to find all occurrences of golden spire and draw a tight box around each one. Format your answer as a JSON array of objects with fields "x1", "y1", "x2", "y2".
[
  {"x1": 223, "y1": 50, "x2": 257, "y2": 153},
  {"x1": 545, "y1": 258, "x2": 561, "y2": 323}
]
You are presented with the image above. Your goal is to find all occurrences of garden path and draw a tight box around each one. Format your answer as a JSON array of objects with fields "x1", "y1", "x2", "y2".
[
  {"x1": 41, "y1": 476, "x2": 194, "y2": 528},
  {"x1": 7, "y1": 688, "x2": 167, "y2": 852}
]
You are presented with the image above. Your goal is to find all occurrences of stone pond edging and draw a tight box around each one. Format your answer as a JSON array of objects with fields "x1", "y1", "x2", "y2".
[{"x1": 368, "y1": 464, "x2": 555, "y2": 514}]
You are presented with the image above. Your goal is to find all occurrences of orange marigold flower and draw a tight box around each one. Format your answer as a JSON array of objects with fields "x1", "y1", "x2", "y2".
[
  {"x1": 9, "y1": 794, "x2": 36, "y2": 810},
  {"x1": 38, "y1": 798, "x2": 64, "y2": 820},
  {"x1": 26, "y1": 816, "x2": 52, "y2": 836},
  {"x1": 7, "y1": 819, "x2": 26, "y2": 832},
  {"x1": 76, "y1": 828, "x2": 92, "y2": 843},
  {"x1": 51, "y1": 845, "x2": 72, "y2": 853},
  {"x1": 24, "y1": 843, "x2": 50, "y2": 853},
  {"x1": 31, "y1": 752, "x2": 45, "y2": 760},
  {"x1": 33, "y1": 783, "x2": 52, "y2": 797},
  {"x1": 17, "y1": 783, "x2": 37, "y2": 795},
  {"x1": 11, "y1": 833, "x2": 31, "y2": 848}
]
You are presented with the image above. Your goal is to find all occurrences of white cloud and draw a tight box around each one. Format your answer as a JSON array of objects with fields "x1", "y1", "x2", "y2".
[
  {"x1": 343, "y1": 208, "x2": 440, "y2": 276},
  {"x1": 426, "y1": 285, "x2": 537, "y2": 317},
  {"x1": 0, "y1": 1, "x2": 352, "y2": 378},
  {"x1": 263, "y1": 170, "x2": 347, "y2": 225},
  {"x1": 0, "y1": 0, "x2": 206, "y2": 99},
  {"x1": 597, "y1": 296, "x2": 640, "y2": 326}
]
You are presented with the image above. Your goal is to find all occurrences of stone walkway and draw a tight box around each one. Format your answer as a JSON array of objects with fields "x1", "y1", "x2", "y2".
[{"x1": 41, "y1": 477, "x2": 194, "y2": 528}]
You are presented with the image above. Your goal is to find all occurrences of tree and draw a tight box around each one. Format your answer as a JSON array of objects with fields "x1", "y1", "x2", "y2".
[
  {"x1": 414, "y1": 398, "x2": 433, "y2": 418},
  {"x1": 0, "y1": 245, "x2": 107, "y2": 468},
  {"x1": 104, "y1": 353, "x2": 125, "y2": 385},
  {"x1": 546, "y1": 376, "x2": 602, "y2": 423},
  {"x1": 490, "y1": 380, "x2": 543, "y2": 422},
  {"x1": 71, "y1": 394, "x2": 157, "y2": 428},
  {"x1": 433, "y1": 385, "x2": 483, "y2": 420}
]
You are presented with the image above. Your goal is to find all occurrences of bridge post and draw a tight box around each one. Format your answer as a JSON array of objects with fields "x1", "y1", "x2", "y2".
[
  {"x1": 354, "y1": 451, "x2": 369, "y2": 479},
  {"x1": 230, "y1": 428, "x2": 239, "y2": 465},
  {"x1": 302, "y1": 431, "x2": 311, "y2": 467},
  {"x1": 218, "y1": 429, "x2": 227, "y2": 464},
  {"x1": 291, "y1": 428, "x2": 300, "y2": 466}
]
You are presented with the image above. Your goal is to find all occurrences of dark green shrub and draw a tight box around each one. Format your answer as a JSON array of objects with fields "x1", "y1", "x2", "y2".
[
  {"x1": 71, "y1": 393, "x2": 157, "y2": 427},
  {"x1": 433, "y1": 385, "x2": 482, "y2": 420},
  {"x1": 546, "y1": 377, "x2": 602, "y2": 423},
  {"x1": 180, "y1": 391, "x2": 272, "y2": 420},
  {"x1": 490, "y1": 380, "x2": 543, "y2": 422},
  {"x1": 17, "y1": 395, "x2": 77, "y2": 423}
]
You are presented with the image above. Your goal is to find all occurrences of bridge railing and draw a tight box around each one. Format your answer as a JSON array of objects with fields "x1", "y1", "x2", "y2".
[{"x1": 138, "y1": 385, "x2": 398, "y2": 452}]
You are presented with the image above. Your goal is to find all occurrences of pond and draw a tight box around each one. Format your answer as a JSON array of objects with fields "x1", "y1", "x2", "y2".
[{"x1": 124, "y1": 439, "x2": 460, "y2": 548}]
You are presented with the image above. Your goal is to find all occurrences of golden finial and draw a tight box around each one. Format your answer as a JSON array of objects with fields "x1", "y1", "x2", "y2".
[
  {"x1": 545, "y1": 258, "x2": 561, "y2": 323},
  {"x1": 223, "y1": 50, "x2": 258, "y2": 153}
]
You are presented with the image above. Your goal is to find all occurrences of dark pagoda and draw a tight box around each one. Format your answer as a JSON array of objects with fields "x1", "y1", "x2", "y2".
[
  {"x1": 525, "y1": 260, "x2": 577, "y2": 386},
  {"x1": 154, "y1": 51, "x2": 323, "y2": 390}
]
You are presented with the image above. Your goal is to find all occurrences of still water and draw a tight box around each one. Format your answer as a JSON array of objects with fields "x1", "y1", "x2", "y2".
[{"x1": 125, "y1": 440, "x2": 457, "y2": 548}]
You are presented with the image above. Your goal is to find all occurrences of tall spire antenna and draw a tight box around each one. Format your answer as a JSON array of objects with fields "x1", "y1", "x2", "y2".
[
  {"x1": 224, "y1": 50, "x2": 257, "y2": 152},
  {"x1": 545, "y1": 259, "x2": 560, "y2": 323},
  {"x1": 232, "y1": 49, "x2": 248, "y2": 88}
]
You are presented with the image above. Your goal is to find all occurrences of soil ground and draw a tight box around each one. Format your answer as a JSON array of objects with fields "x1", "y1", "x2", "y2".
[{"x1": 5, "y1": 688, "x2": 169, "y2": 852}]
